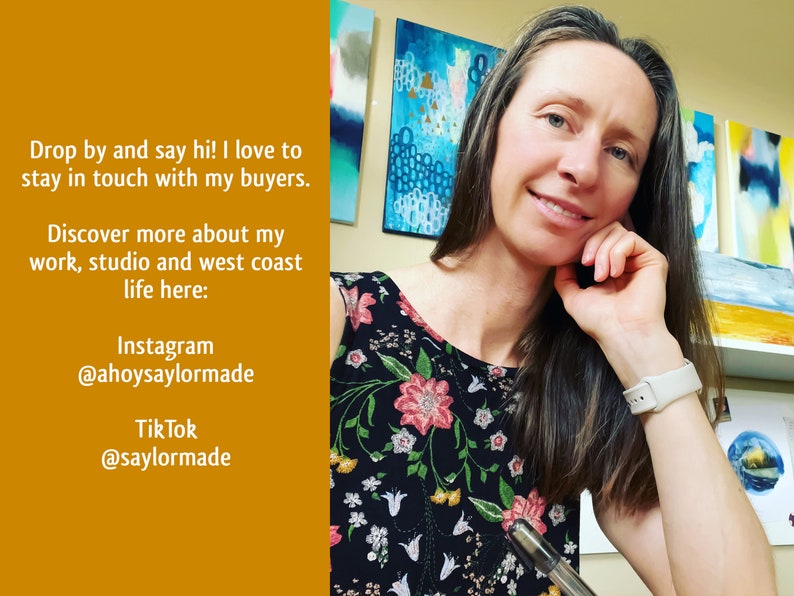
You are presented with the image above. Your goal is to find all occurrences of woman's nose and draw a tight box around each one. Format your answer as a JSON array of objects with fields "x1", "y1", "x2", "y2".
[{"x1": 558, "y1": 137, "x2": 600, "y2": 189}]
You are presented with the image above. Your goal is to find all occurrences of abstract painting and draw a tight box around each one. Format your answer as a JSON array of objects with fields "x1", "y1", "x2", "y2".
[
  {"x1": 330, "y1": 0, "x2": 374, "y2": 224},
  {"x1": 382, "y1": 19, "x2": 502, "y2": 237},
  {"x1": 725, "y1": 121, "x2": 794, "y2": 274},
  {"x1": 682, "y1": 109, "x2": 718, "y2": 252},
  {"x1": 700, "y1": 250, "x2": 794, "y2": 346}
]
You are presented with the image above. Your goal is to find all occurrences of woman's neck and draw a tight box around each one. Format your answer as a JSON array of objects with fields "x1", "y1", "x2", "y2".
[{"x1": 387, "y1": 243, "x2": 553, "y2": 367}]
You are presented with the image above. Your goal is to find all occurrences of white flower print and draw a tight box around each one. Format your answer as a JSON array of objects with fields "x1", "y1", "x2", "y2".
[
  {"x1": 548, "y1": 503, "x2": 566, "y2": 526},
  {"x1": 487, "y1": 364, "x2": 507, "y2": 377},
  {"x1": 507, "y1": 579, "x2": 518, "y2": 595},
  {"x1": 564, "y1": 540, "x2": 578, "y2": 555},
  {"x1": 344, "y1": 273, "x2": 363, "y2": 283},
  {"x1": 349, "y1": 511, "x2": 367, "y2": 528},
  {"x1": 366, "y1": 525, "x2": 388, "y2": 551},
  {"x1": 440, "y1": 553, "x2": 461, "y2": 581},
  {"x1": 388, "y1": 573, "x2": 410, "y2": 596},
  {"x1": 452, "y1": 511, "x2": 472, "y2": 536},
  {"x1": 384, "y1": 490, "x2": 407, "y2": 516},
  {"x1": 467, "y1": 375, "x2": 486, "y2": 393},
  {"x1": 399, "y1": 534, "x2": 422, "y2": 561},
  {"x1": 362, "y1": 476, "x2": 381, "y2": 492},
  {"x1": 508, "y1": 454, "x2": 524, "y2": 478},
  {"x1": 391, "y1": 427, "x2": 416, "y2": 454},
  {"x1": 489, "y1": 430, "x2": 507, "y2": 451},
  {"x1": 367, "y1": 551, "x2": 377, "y2": 562},
  {"x1": 502, "y1": 552, "x2": 517, "y2": 572},
  {"x1": 344, "y1": 492, "x2": 362, "y2": 508},
  {"x1": 378, "y1": 284, "x2": 389, "y2": 297},
  {"x1": 330, "y1": 468, "x2": 334, "y2": 489},
  {"x1": 473, "y1": 408, "x2": 494, "y2": 429},
  {"x1": 345, "y1": 349, "x2": 368, "y2": 368}
]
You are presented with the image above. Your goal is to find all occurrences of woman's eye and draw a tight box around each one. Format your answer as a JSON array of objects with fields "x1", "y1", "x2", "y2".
[
  {"x1": 547, "y1": 114, "x2": 565, "y2": 128},
  {"x1": 610, "y1": 147, "x2": 628, "y2": 161}
]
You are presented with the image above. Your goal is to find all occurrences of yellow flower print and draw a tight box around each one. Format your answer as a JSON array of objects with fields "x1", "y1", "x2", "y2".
[
  {"x1": 447, "y1": 488, "x2": 461, "y2": 506},
  {"x1": 541, "y1": 586, "x2": 562, "y2": 596},
  {"x1": 330, "y1": 450, "x2": 341, "y2": 466},
  {"x1": 336, "y1": 457, "x2": 358, "y2": 473},
  {"x1": 430, "y1": 488, "x2": 448, "y2": 504}
]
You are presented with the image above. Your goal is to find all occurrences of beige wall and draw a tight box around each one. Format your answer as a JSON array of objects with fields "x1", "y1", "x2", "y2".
[{"x1": 330, "y1": 1, "x2": 794, "y2": 592}]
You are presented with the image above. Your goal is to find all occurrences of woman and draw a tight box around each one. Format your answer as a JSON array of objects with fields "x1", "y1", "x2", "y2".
[{"x1": 330, "y1": 6, "x2": 776, "y2": 595}]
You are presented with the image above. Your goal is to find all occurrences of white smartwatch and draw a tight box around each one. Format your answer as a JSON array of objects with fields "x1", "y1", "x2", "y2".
[{"x1": 622, "y1": 359, "x2": 702, "y2": 415}]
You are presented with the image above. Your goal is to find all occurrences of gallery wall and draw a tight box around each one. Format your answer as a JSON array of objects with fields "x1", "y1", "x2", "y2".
[{"x1": 331, "y1": 0, "x2": 794, "y2": 274}]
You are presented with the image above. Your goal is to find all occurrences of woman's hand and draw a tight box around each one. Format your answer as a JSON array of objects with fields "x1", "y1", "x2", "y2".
[{"x1": 554, "y1": 221, "x2": 681, "y2": 386}]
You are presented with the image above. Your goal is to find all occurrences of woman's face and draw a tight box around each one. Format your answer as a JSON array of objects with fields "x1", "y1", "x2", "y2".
[{"x1": 488, "y1": 39, "x2": 658, "y2": 267}]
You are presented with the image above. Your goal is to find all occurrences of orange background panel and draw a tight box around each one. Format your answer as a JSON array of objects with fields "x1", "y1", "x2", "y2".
[{"x1": 3, "y1": 1, "x2": 328, "y2": 593}]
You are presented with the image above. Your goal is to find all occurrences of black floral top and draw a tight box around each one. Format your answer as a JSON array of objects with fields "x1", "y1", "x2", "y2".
[{"x1": 330, "y1": 272, "x2": 580, "y2": 596}]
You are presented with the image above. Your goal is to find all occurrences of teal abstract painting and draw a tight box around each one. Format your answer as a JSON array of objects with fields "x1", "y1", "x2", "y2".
[
  {"x1": 383, "y1": 19, "x2": 502, "y2": 237},
  {"x1": 330, "y1": 0, "x2": 374, "y2": 224},
  {"x1": 682, "y1": 109, "x2": 718, "y2": 252}
]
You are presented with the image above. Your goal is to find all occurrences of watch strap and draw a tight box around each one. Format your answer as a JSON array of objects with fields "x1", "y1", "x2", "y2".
[{"x1": 622, "y1": 359, "x2": 702, "y2": 415}]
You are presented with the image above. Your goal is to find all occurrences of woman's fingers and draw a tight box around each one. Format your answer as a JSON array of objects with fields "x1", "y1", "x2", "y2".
[{"x1": 582, "y1": 222, "x2": 662, "y2": 283}]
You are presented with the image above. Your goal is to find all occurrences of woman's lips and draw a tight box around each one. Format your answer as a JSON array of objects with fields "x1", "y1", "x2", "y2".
[{"x1": 532, "y1": 192, "x2": 591, "y2": 221}]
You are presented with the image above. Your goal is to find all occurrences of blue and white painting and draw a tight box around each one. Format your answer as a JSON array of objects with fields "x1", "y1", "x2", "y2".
[
  {"x1": 682, "y1": 109, "x2": 718, "y2": 252},
  {"x1": 382, "y1": 19, "x2": 502, "y2": 238},
  {"x1": 330, "y1": 0, "x2": 374, "y2": 224}
]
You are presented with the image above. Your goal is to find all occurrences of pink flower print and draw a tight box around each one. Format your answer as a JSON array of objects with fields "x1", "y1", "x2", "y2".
[
  {"x1": 488, "y1": 365, "x2": 507, "y2": 378},
  {"x1": 394, "y1": 373, "x2": 454, "y2": 436},
  {"x1": 340, "y1": 285, "x2": 376, "y2": 331},
  {"x1": 330, "y1": 525, "x2": 342, "y2": 547},
  {"x1": 508, "y1": 455, "x2": 524, "y2": 478},
  {"x1": 391, "y1": 428, "x2": 417, "y2": 454},
  {"x1": 345, "y1": 349, "x2": 367, "y2": 368},
  {"x1": 396, "y1": 292, "x2": 444, "y2": 342},
  {"x1": 548, "y1": 503, "x2": 566, "y2": 526},
  {"x1": 489, "y1": 430, "x2": 507, "y2": 451},
  {"x1": 474, "y1": 408, "x2": 494, "y2": 429},
  {"x1": 330, "y1": 525, "x2": 342, "y2": 571},
  {"x1": 501, "y1": 488, "x2": 548, "y2": 534}
]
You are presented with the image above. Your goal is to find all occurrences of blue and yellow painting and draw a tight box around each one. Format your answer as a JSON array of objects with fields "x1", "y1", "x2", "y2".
[
  {"x1": 383, "y1": 20, "x2": 502, "y2": 237},
  {"x1": 726, "y1": 121, "x2": 794, "y2": 274}
]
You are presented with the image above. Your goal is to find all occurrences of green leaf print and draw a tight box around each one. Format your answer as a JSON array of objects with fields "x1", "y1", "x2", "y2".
[
  {"x1": 499, "y1": 476, "x2": 515, "y2": 510},
  {"x1": 416, "y1": 348, "x2": 432, "y2": 380},
  {"x1": 469, "y1": 497, "x2": 504, "y2": 523},
  {"x1": 418, "y1": 463, "x2": 428, "y2": 480},
  {"x1": 377, "y1": 353, "x2": 412, "y2": 382},
  {"x1": 335, "y1": 344, "x2": 346, "y2": 360},
  {"x1": 366, "y1": 394, "x2": 375, "y2": 425}
]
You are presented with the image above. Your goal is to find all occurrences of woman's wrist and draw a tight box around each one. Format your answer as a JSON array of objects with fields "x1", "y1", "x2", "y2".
[{"x1": 598, "y1": 326, "x2": 685, "y2": 389}]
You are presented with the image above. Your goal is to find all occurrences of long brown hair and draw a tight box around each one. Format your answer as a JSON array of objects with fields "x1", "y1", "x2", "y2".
[{"x1": 431, "y1": 5, "x2": 724, "y2": 513}]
